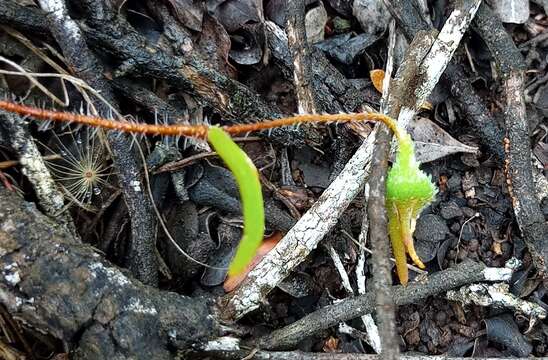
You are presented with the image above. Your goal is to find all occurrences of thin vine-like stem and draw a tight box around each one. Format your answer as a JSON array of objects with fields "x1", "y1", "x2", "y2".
[
  {"x1": 0, "y1": 100, "x2": 209, "y2": 138},
  {"x1": 0, "y1": 100, "x2": 404, "y2": 140}
]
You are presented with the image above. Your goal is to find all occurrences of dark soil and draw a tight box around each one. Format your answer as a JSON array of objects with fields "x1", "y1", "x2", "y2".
[{"x1": 0, "y1": 0, "x2": 547, "y2": 359}]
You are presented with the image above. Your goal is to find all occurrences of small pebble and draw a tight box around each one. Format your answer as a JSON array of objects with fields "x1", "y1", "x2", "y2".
[
  {"x1": 440, "y1": 201, "x2": 463, "y2": 220},
  {"x1": 415, "y1": 214, "x2": 449, "y2": 242},
  {"x1": 435, "y1": 311, "x2": 447, "y2": 325},
  {"x1": 447, "y1": 174, "x2": 461, "y2": 192}
]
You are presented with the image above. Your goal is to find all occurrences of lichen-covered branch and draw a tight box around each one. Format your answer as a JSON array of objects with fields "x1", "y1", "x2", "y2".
[
  {"x1": 383, "y1": 0, "x2": 505, "y2": 161},
  {"x1": 0, "y1": 188, "x2": 216, "y2": 360},
  {"x1": 285, "y1": 0, "x2": 318, "y2": 114},
  {"x1": 37, "y1": 0, "x2": 159, "y2": 285},
  {"x1": 0, "y1": 108, "x2": 76, "y2": 235}
]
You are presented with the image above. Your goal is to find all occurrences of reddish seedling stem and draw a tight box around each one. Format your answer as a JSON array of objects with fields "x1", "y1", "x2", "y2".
[
  {"x1": 0, "y1": 100, "x2": 402, "y2": 139},
  {"x1": 0, "y1": 99, "x2": 436, "y2": 285}
]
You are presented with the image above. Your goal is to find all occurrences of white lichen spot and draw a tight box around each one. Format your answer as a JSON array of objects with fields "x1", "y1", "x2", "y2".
[
  {"x1": 19, "y1": 151, "x2": 64, "y2": 209},
  {"x1": 89, "y1": 262, "x2": 130, "y2": 287},
  {"x1": 202, "y1": 337, "x2": 241, "y2": 351},
  {"x1": 482, "y1": 267, "x2": 512, "y2": 282},
  {"x1": 505, "y1": 257, "x2": 522, "y2": 271},
  {"x1": 5, "y1": 272, "x2": 20, "y2": 286},
  {"x1": 3, "y1": 263, "x2": 21, "y2": 286},
  {"x1": 124, "y1": 298, "x2": 157, "y2": 315},
  {"x1": 1, "y1": 219, "x2": 16, "y2": 233},
  {"x1": 39, "y1": 0, "x2": 82, "y2": 42},
  {"x1": 130, "y1": 180, "x2": 142, "y2": 192}
]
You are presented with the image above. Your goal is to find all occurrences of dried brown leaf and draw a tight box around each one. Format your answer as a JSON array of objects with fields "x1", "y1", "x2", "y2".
[
  {"x1": 408, "y1": 117, "x2": 479, "y2": 163},
  {"x1": 168, "y1": 0, "x2": 204, "y2": 31}
]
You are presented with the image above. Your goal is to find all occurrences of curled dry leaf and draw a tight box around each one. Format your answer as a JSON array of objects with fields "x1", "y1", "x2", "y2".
[
  {"x1": 223, "y1": 232, "x2": 283, "y2": 292},
  {"x1": 168, "y1": 0, "x2": 204, "y2": 31},
  {"x1": 408, "y1": 117, "x2": 479, "y2": 163},
  {"x1": 196, "y1": 14, "x2": 237, "y2": 78},
  {"x1": 316, "y1": 33, "x2": 380, "y2": 64},
  {"x1": 229, "y1": 23, "x2": 265, "y2": 65},
  {"x1": 348, "y1": 113, "x2": 477, "y2": 165},
  {"x1": 208, "y1": 0, "x2": 263, "y2": 33}
]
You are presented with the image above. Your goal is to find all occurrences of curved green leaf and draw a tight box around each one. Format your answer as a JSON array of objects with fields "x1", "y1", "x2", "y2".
[{"x1": 207, "y1": 127, "x2": 265, "y2": 276}]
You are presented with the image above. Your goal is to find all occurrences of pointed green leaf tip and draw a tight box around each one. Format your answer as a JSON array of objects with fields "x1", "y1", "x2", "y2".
[
  {"x1": 386, "y1": 133, "x2": 437, "y2": 285},
  {"x1": 207, "y1": 127, "x2": 265, "y2": 277}
]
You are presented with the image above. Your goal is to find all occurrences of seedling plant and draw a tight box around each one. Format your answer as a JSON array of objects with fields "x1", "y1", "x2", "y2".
[{"x1": 0, "y1": 99, "x2": 437, "y2": 284}]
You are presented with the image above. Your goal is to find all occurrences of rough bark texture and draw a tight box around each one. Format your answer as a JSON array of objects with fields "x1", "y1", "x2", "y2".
[
  {"x1": 201, "y1": 351, "x2": 528, "y2": 360},
  {"x1": 285, "y1": 0, "x2": 318, "y2": 114},
  {"x1": 472, "y1": 3, "x2": 525, "y2": 76},
  {"x1": 503, "y1": 72, "x2": 548, "y2": 276},
  {"x1": 366, "y1": 124, "x2": 399, "y2": 360},
  {"x1": 0, "y1": 188, "x2": 216, "y2": 360},
  {"x1": 0, "y1": 108, "x2": 76, "y2": 235},
  {"x1": 0, "y1": 0, "x2": 50, "y2": 37}
]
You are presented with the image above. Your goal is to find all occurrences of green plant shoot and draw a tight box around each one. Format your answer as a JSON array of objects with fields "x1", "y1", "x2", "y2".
[
  {"x1": 0, "y1": 95, "x2": 436, "y2": 284},
  {"x1": 386, "y1": 132, "x2": 437, "y2": 285},
  {"x1": 207, "y1": 126, "x2": 265, "y2": 276}
]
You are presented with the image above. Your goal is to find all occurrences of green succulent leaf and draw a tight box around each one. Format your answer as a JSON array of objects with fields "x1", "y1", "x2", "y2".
[{"x1": 207, "y1": 126, "x2": 265, "y2": 276}]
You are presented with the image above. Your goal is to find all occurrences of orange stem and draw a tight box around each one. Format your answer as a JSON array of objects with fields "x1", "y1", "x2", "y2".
[
  {"x1": 0, "y1": 100, "x2": 401, "y2": 139},
  {"x1": 0, "y1": 100, "x2": 208, "y2": 138}
]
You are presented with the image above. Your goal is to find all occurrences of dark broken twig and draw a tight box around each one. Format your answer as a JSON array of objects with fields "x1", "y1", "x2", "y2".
[
  {"x1": 0, "y1": 187, "x2": 216, "y2": 359},
  {"x1": 37, "y1": 0, "x2": 159, "y2": 285},
  {"x1": 285, "y1": 0, "x2": 318, "y2": 114},
  {"x1": 472, "y1": 2, "x2": 548, "y2": 277},
  {"x1": 254, "y1": 260, "x2": 507, "y2": 350}
]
